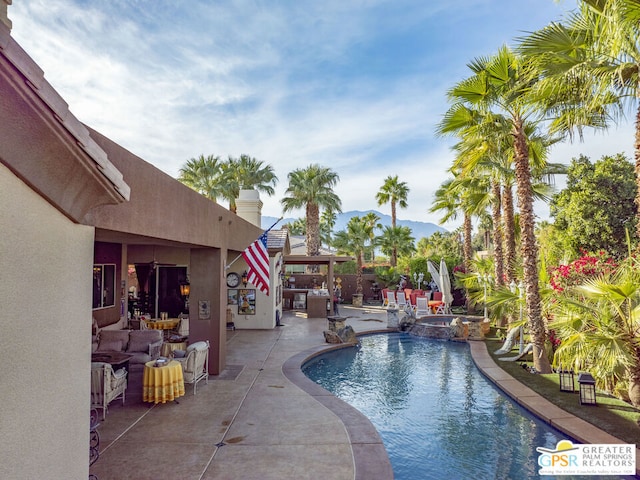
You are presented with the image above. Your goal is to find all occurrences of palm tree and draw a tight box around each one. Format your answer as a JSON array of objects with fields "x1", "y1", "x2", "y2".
[
  {"x1": 376, "y1": 176, "x2": 409, "y2": 267},
  {"x1": 320, "y1": 209, "x2": 337, "y2": 248},
  {"x1": 281, "y1": 164, "x2": 342, "y2": 256},
  {"x1": 376, "y1": 226, "x2": 415, "y2": 267},
  {"x1": 284, "y1": 217, "x2": 306, "y2": 236},
  {"x1": 362, "y1": 211, "x2": 382, "y2": 264},
  {"x1": 177, "y1": 154, "x2": 223, "y2": 201},
  {"x1": 518, "y1": 0, "x2": 639, "y2": 233},
  {"x1": 446, "y1": 45, "x2": 552, "y2": 373},
  {"x1": 333, "y1": 217, "x2": 370, "y2": 295},
  {"x1": 376, "y1": 175, "x2": 409, "y2": 228},
  {"x1": 220, "y1": 154, "x2": 278, "y2": 212}
]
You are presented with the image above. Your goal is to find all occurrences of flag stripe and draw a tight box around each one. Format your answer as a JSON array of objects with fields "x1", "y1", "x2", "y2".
[{"x1": 242, "y1": 232, "x2": 270, "y2": 295}]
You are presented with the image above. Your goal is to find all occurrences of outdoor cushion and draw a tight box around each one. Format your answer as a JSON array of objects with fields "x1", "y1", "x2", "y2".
[
  {"x1": 97, "y1": 339, "x2": 123, "y2": 352},
  {"x1": 98, "y1": 330, "x2": 131, "y2": 351},
  {"x1": 127, "y1": 330, "x2": 162, "y2": 353}
]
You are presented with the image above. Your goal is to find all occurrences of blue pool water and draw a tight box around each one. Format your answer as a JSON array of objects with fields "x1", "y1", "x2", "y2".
[{"x1": 303, "y1": 333, "x2": 634, "y2": 480}]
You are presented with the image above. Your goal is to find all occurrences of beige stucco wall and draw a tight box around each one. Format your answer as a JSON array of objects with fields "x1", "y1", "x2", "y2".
[{"x1": 0, "y1": 164, "x2": 95, "y2": 479}]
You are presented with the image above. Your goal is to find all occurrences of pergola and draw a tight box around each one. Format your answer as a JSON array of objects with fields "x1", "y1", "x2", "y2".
[{"x1": 283, "y1": 254, "x2": 353, "y2": 291}]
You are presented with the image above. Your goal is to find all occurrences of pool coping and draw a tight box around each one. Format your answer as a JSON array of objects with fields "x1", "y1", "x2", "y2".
[
  {"x1": 468, "y1": 340, "x2": 640, "y2": 477},
  {"x1": 282, "y1": 330, "x2": 394, "y2": 480},
  {"x1": 284, "y1": 329, "x2": 640, "y2": 478}
]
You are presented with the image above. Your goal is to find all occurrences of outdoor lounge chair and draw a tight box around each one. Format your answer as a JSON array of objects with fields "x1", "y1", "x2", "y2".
[
  {"x1": 415, "y1": 296, "x2": 430, "y2": 317},
  {"x1": 90, "y1": 362, "x2": 127, "y2": 420},
  {"x1": 175, "y1": 340, "x2": 209, "y2": 394},
  {"x1": 396, "y1": 291, "x2": 408, "y2": 309},
  {"x1": 385, "y1": 290, "x2": 396, "y2": 307}
]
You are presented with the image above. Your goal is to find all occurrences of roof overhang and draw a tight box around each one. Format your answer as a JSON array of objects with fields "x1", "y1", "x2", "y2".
[{"x1": 0, "y1": 22, "x2": 129, "y2": 223}]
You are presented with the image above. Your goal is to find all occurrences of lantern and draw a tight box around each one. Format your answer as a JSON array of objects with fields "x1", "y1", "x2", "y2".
[
  {"x1": 241, "y1": 270, "x2": 249, "y2": 287},
  {"x1": 558, "y1": 369, "x2": 575, "y2": 392},
  {"x1": 578, "y1": 372, "x2": 597, "y2": 405}
]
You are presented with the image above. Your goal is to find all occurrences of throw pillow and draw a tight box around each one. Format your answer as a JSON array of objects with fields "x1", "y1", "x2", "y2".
[
  {"x1": 173, "y1": 349, "x2": 186, "y2": 358},
  {"x1": 127, "y1": 338, "x2": 150, "y2": 353},
  {"x1": 97, "y1": 339, "x2": 123, "y2": 352}
]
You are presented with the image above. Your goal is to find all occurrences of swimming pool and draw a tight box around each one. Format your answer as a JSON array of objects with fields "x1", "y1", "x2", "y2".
[{"x1": 302, "y1": 333, "x2": 632, "y2": 480}]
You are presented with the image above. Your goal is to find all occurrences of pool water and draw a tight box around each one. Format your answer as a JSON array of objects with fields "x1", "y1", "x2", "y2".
[{"x1": 303, "y1": 333, "x2": 633, "y2": 480}]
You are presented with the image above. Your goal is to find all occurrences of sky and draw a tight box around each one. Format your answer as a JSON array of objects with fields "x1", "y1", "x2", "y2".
[{"x1": 8, "y1": 0, "x2": 636, "y2": 230}]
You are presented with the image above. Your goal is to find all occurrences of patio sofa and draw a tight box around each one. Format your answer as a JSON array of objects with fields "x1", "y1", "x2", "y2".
[{"x1": 93, "y1": 329, "x2": 163, "y2": 369}]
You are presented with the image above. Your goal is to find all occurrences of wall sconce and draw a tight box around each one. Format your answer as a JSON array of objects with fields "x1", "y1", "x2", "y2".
[
  {"x1": 578, "y1": 372, "x2": 597, "y2": 405},
  {"x1": 241, "y1": 270, "x2": 248, "y2": 287},
  {"x1": 558, "y1": 368, "x2": 575, "y2": 392},
  {"x1": 179, "y1": 277, "x2": 190, "y2": 298}
]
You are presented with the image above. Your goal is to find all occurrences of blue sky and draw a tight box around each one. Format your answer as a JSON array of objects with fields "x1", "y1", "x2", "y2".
[{"x1": 9, "y1": 0, "x2": 635, "y2": 230}]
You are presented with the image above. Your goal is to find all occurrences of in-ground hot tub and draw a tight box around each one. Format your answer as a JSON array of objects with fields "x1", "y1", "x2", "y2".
[{"x1": 404, "y1": 314, "x2": 488, "y2": 340}]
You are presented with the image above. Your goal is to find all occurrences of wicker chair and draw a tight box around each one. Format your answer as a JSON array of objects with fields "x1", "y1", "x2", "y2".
[
  {"x1": 90, "y1": 362, "x2": 127, "y2": 420},
  {"x1": 175, "y1": 341, "x2": 209, "y2": 394}
]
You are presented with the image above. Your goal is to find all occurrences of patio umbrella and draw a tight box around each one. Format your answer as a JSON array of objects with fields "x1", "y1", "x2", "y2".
[
  {"x1": 427, "y1": 260, "x2": 441, "y2": 292},
  {"x1": 439, "y1": 258, "x2": 453, "y2": 313}
]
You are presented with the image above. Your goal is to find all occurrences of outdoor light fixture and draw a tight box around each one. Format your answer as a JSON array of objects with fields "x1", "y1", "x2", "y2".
[
  {"x1": 179, "y1": 277, "x2": 190, "y2": 298},
  {"x1": 578, "y1": 372, "x2": 597, "y2": 405},
  {"x1": 241, "y1": 270, "x2": 248, "y2": 287},
  {"x1": 558, "y1": 368, "x2": 575, "y2": 393}
]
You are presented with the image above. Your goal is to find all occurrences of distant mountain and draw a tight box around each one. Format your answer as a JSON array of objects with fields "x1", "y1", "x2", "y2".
[{"x1": 262, "y1": 209, "x2": 446, "y2": 241}]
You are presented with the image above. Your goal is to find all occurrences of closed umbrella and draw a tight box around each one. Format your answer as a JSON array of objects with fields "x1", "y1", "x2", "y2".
[
  {"x1": 427, "y1": 260, "x2": 441, "y2": 292},
  {"x1": 439, "y1": 258, "x2": 453, "y2": 313}
]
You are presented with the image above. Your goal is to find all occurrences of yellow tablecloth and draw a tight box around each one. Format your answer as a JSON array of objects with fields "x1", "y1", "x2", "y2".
[
  {"x1": 142, "y1": 360, "x2": 185, "y2": 403},
  {"x1": 143, "y1": 318, "x2": 180, "y2": 330},
  {"x1": 161, "y1": 341, "x2": 188, "y2": 357}
]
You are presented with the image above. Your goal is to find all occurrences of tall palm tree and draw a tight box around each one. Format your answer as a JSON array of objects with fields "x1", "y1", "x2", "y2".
[
  {"x1": 281, "y1": 164, "x2": 342, "y2": 256},
  {"x1": 518, "y1": 0, "x2": 637, "y2": 232},
  {"x1": 376, "y1": 175, "x2": 409, "y2": 228},
  {"x1": 447, "y1": 45, "x2": 552, "y2": 373},
  {"x1": 376, "y1": 175, "x2": 409, "y2": 266},
  {"x1": 177, "y1": 154, "x2": 223, "y2": 201},
  {"x1": 333, "y1": 216, "x2": 370, "y2": 295},
  {"x1": 220, "y1": 154, "x2": 278, "y2": 212},
  {"x1": 376, "y1": 226, "x2": 415, "y2": 267}
]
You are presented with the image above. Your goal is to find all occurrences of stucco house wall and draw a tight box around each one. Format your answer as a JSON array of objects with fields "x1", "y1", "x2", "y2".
[{"x1": 0, "y1": 164, "x2": 95, "y2": 479}]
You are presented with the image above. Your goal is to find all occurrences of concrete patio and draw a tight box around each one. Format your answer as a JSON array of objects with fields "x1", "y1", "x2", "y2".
[{"x1": 89, "y1": 305, "x2": 639, "y2": 479}]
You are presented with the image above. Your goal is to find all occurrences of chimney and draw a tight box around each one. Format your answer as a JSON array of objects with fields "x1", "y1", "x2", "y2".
[
  {"x1": 235, "y1": 189, "x2": 262, "y2": 227},
  {"x1": 1, "y1": 0, "x2": 12, "y2": 30}
]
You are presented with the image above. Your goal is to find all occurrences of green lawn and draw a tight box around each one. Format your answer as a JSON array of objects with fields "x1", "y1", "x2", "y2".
[{"x1": 484, "y1": 336, "x2": 640, "y2": 445}]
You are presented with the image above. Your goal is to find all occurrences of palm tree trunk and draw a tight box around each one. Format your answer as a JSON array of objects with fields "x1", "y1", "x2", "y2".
[
  {"x1": 491, "y1": 179, "x2": 504, "y2": 287},
  {"x1": 306, "y1": 203, "x2": 320, "y2": 256},
  {"x1": 463, "y1": 213, "x2": 473, "y2": 312},
  {"x1": 391, "y1": 201, "x2": 397, "y2": 264},
  {"x1": 502, "y1": 184, "x2": 516, "y2": 284},
  {"x1": 634, "y1": 103, "x2": 640, "y2": 241},
  {"x1": 513, "y1": 119, "x2": 551, "y2": 374}
]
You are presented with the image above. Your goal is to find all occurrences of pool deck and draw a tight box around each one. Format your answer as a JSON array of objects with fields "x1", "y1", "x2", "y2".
[{"x1": 90, "y1": 305, "x2": 640, "y2": 479}]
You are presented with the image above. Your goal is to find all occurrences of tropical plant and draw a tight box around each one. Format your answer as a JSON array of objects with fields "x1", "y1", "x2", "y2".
[
  {"x1": 332, "y1": 216, "x2": 370, "y2": 295},
  {"x1": 219, "y1": 154, "x2": 278, "y2": 212},
  {"x1": 444, "y1": 45, "x2": 552, "y2": 373},
  {"x1": 376, "y1": 175, "x2": 409, "y2": 265},
  {"x1": 518, "y1": 0, "x2": 640, "y2": 236},
  {"x1": 376, "y1": 226, "x2": 415, "y2": 267},
  {"x1": 281, "y1": 164, "x2": 342, "y2": 256},
  {"x1": 177, "y1": 154, "x2": 223, "y2": 200},
  {"x1": 549, "y1": 261, "x2": 640, "y2": 406},
  {"x1": 320, "y1": 209, "x2": 337, "y2": 247},
  {"x1": 284, "y1": 218, "x2": 306, "y2": 236}
]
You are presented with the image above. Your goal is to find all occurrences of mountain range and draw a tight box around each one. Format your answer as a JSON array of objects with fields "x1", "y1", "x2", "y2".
[{"x1": 262, "y1": 209, "x2": 447, "y2": 240}]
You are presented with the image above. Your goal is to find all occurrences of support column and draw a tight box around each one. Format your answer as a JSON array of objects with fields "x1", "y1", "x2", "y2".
[{"x1": 189, "y1": 247, "x2": 227, "y2": 374}]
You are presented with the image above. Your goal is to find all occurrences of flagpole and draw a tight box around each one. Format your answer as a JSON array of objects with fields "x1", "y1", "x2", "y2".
[{"x1": 225, "y1": 216, "x2": 283, "y2": 271}]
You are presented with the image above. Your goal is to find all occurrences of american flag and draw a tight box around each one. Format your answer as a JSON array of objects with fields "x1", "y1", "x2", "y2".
[{"x1": 242, "y1": 232, "x2": 270, "y2": 295}]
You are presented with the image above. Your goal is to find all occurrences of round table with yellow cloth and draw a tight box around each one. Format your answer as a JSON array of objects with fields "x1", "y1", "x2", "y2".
[
  {"x1": 161, "y1": 341, "x2": 188, "y2": 357},
  {"x1": 143, "y1": 318, "x2": 180, "y2": 330},
  {"x1": 142, "y1": 360, "x2": 185, "y2": 404}
]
